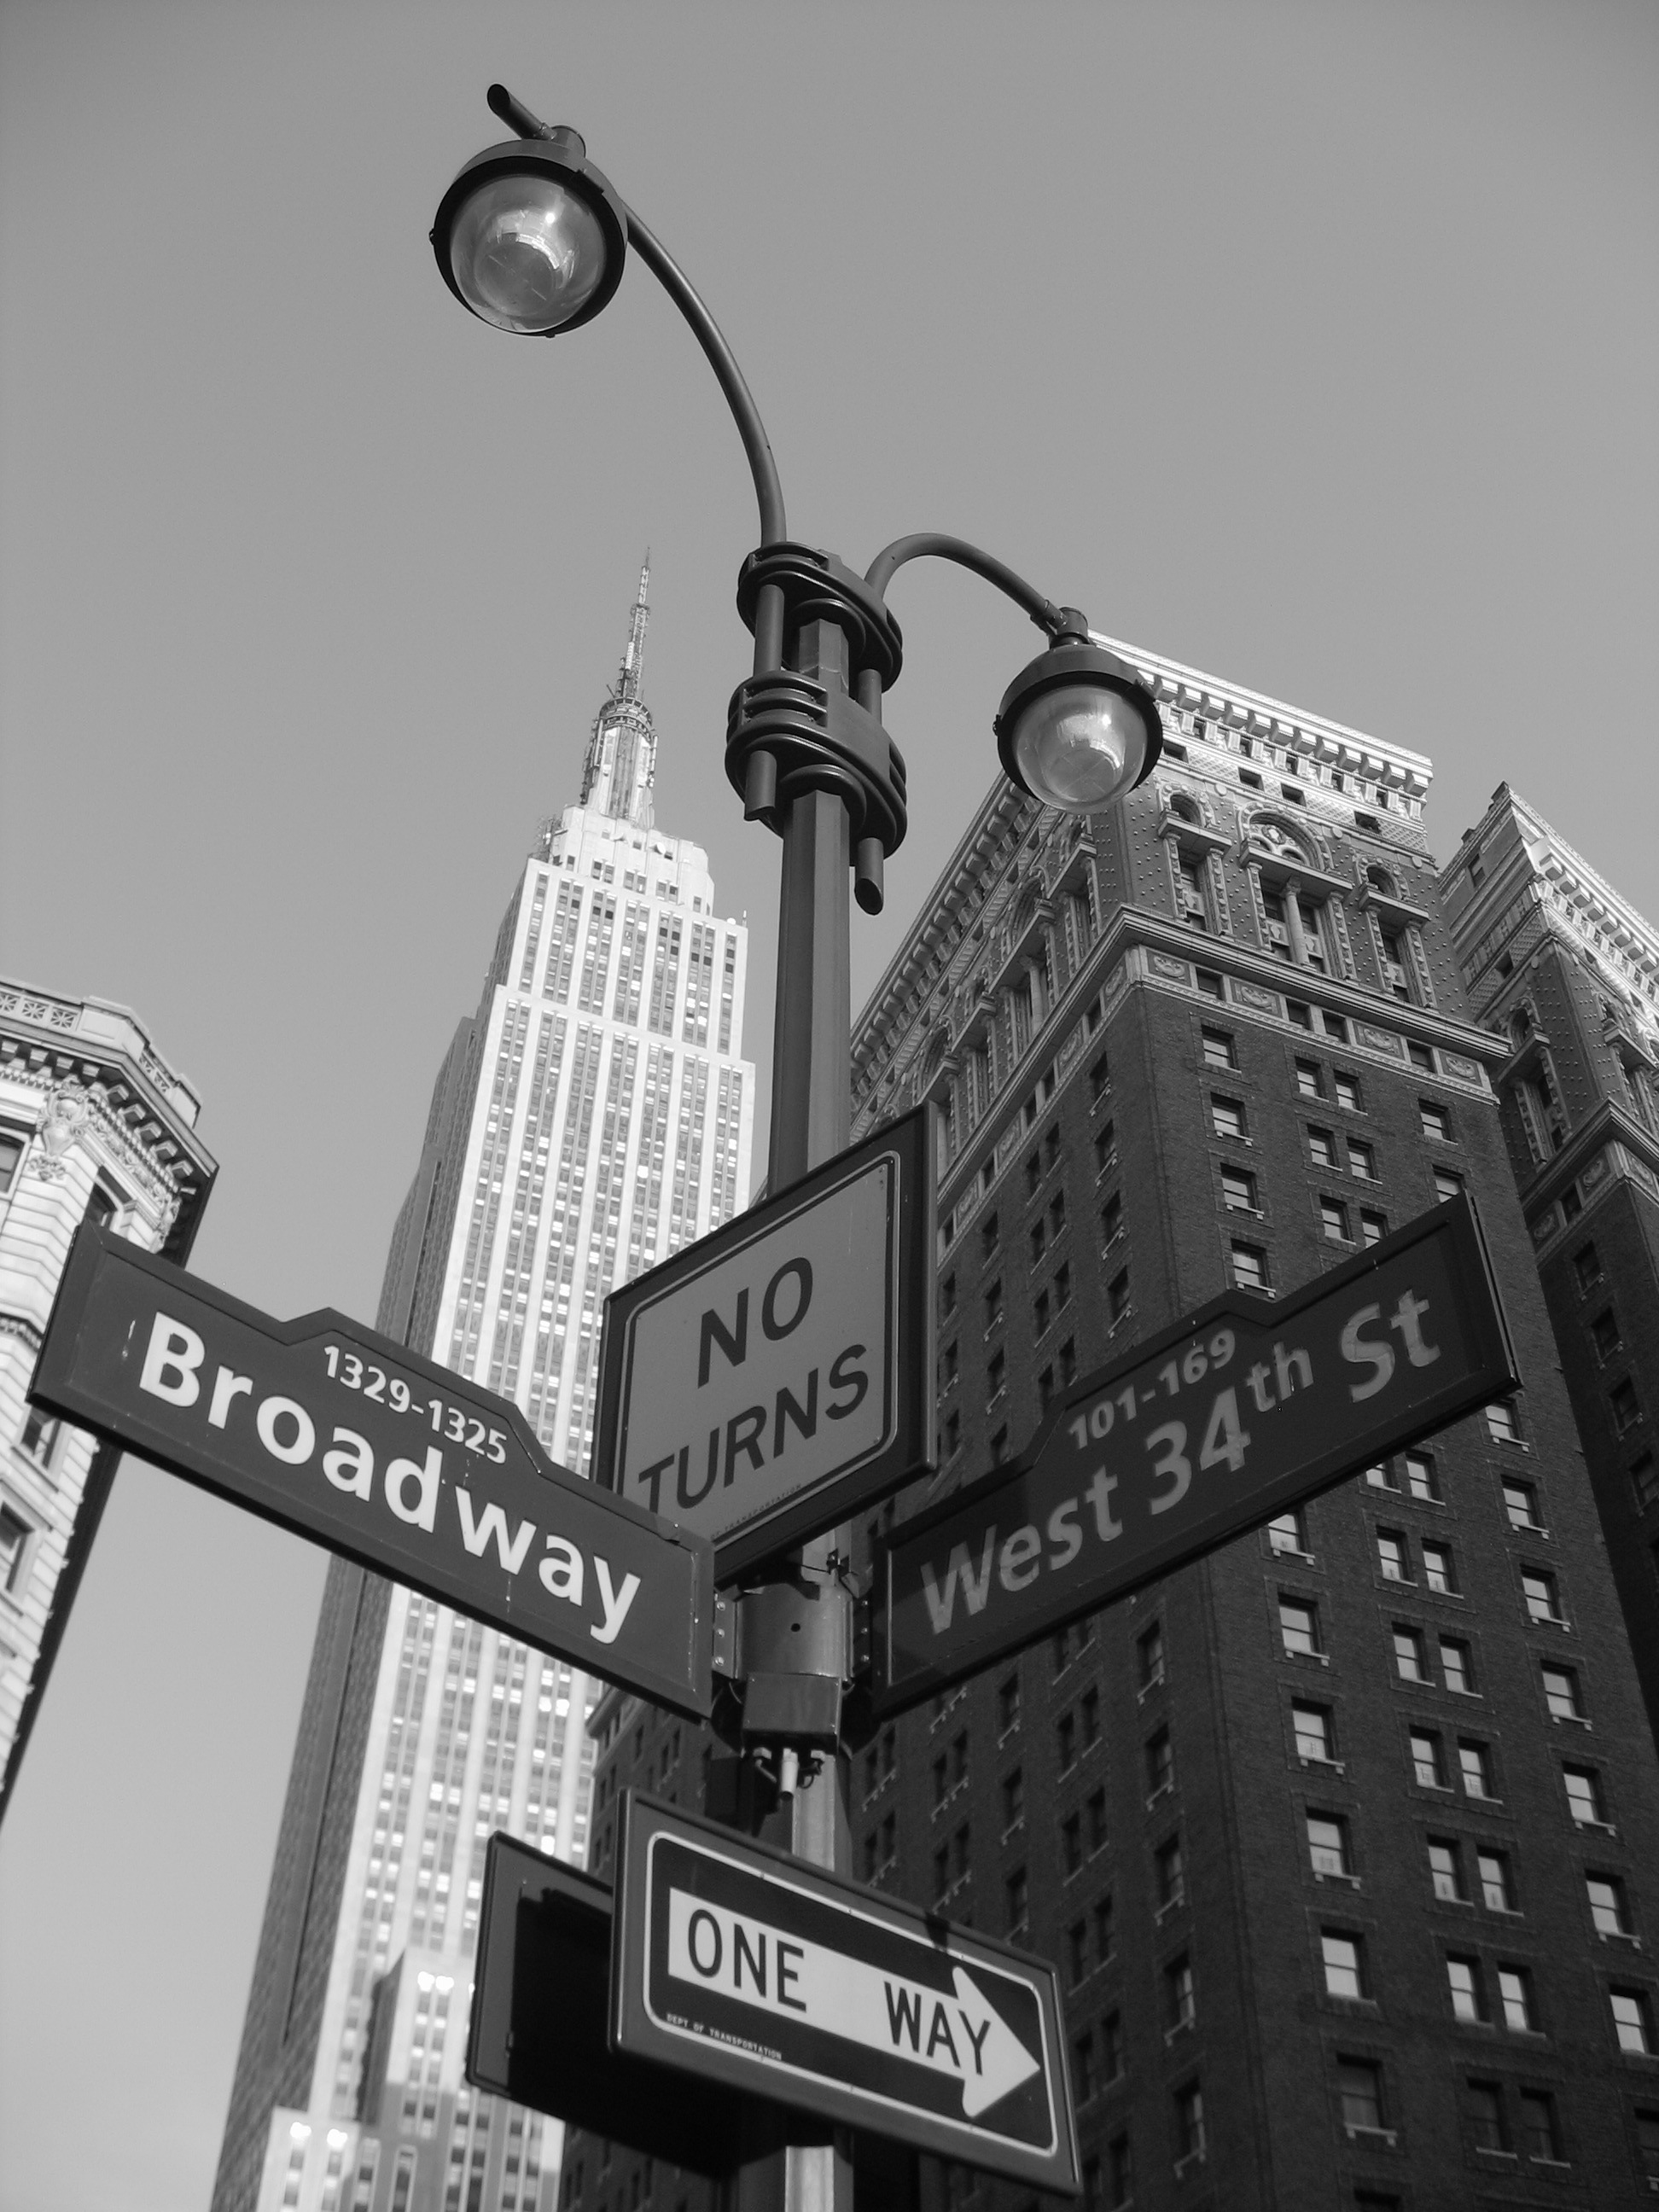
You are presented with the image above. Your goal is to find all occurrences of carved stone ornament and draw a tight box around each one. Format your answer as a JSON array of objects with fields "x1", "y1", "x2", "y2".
[{"x1": 30, "y1": 1081, "x2": 90, "y2": 1180}]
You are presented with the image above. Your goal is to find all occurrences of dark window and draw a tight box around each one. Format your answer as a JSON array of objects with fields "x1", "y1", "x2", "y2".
[
  {"x1": 1612, "y1": 1378, "x2": 1642, "y2": 1434},
  {"x1": 1006, "y1": 1867, "x2": 1028, "y2": 1939},
  {"x1": 1062, "y1": 1813, "x2": 1083, "y2": 1875},
  {"x1": 1337, "y1": 2058, "x2": 1384, "y2": 2135},
  {"x1": 1109, "y1": 1267, "x2": 1130, "y2": 1323},
  {"x1": 1166, "y1": 1953, "x2": 1196, "y2": 2031},
  {"x1": 940, "y1": 1271, "x2": 957, "y2": 1317},
  {"x1": 1174, "y1": 2081, "x2": 1206, "y2": 2162},
  {"x1": 998, "y1": 1673, "x2": 1020, "y2": 1735},
  {"x1": 1516, "y1": 2089, "x2": 1559, "y2": 2162},
  {"x1": 1095, "y1": 1894, "x2": 1116, "y2": 1963},
  {"x1": 1155, "y1": 1834, "x2": 1185, "y2": 1911},
  {"x1": 1087, "y1": 1787, "x2": 1108, "y2": 1850},
  {"x1": 1573, "y1": 1242, "x2": 1604, "y2": 1294},
  {"x1": 1094, "y1": 1123, "x2": 1118, "y2": 1175},
  {"x1": 987, "y1": 1350, "x2": 1005, "y2": 1402},
  {"x1": 1632, "y1": 1453, "x2": 1659, "y2": 1512},
  {"x1": 0, "y1": 1506, "x2": 31, "y2": 1593},
  {"x1": 1591, "y1": 1308, "x2": 1622, "y2": 1361},
  {"x1": 19, "y1": 1409, "x2": 59, "y2": 1467},
  {"x1": 1090, "y1": 1052, "x2": 1110, "y2": 1101},
  {"x1": 0, "y1": 1132, "x2": 24, "y2": 1194},
  {"x1": 1057, "y1": 1712, "x2": 1077, "y2": 1772},
  {"x1": 1068, "y1": 1918, "x2": 1088, "y2": 1986},
  {"x1": 1002, "y1": 1767, "x2": 1024, "y2": 1831},
  {"x1": 1146, "y1": 1728, "x2": 1173, "y2": 1798},
  {"x1": 1108, "y1": 2133, "x2": 1133, "y2": 2208},
  {"x1": 1081, "y1": 1686, "x2": 1101, "y2": 1748},
  {"x1": 1467, "y1": 2080, "x2": 1507, "y2": 2153},
  {"x1": 1138, "y1": 1621, "x2": 1165, "y2": 1688},
  {"x1": 981, "y1": 1212, "x2": 1000, "y2": 1261},
  {"x1": 1196, "y1": 968, "x2": 1224, "y2": 1001}
]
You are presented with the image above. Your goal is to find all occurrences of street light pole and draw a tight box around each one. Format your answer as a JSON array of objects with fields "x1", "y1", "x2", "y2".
[{"x1": 430, "y1": 90, "x2": 1166, "y2": 2211}]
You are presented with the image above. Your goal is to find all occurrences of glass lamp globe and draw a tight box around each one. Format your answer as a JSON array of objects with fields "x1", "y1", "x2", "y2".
[
  {"x1": 448, "y1": 172, "x2": 611, "y2": 334},
  {"x1": 433, "y1": 138, "x2": 627, "y2": 337},
  {"x1": 1009, "y1": 682, "x2": 1152, "y2": 811},
  {"x1": 995, "y1": 640, "x2": 1161, "y2": 815}
]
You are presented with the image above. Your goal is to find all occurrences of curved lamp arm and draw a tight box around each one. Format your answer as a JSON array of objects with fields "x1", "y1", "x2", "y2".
[
  {"x1": 864, "y1": 533, "x2": 1077, "y2": 639},
  {"x1": 487, "y1": 84, "x2": 787, "y2": 549}
]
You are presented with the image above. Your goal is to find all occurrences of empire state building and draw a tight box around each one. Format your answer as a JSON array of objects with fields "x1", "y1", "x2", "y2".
[{"x1": 212, "y1": 565, "x2": 754, "y2": 2212}]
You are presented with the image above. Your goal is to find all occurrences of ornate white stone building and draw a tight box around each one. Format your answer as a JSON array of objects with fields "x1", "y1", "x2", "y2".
[
  {"x1": 0, "y1": 981, "x2": 214, "y2": 1820},
  {"x1": 212, "y1": 566, "x2": 755, "y2": 2212}
]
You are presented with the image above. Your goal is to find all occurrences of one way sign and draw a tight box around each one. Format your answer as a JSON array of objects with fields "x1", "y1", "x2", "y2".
[{"x1": 611, "y1": 1794, "x2": 1079, "y2": 2193}]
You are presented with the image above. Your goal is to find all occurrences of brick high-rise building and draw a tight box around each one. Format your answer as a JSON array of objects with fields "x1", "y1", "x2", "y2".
[
  {"x1": 0, "y1": 981, "x2": 214, "y2": 1824},
  {"x1": 1439, "y1": 789, "x2": 1659, "y2": 1754},
  {"x1": 211, "y1": 566, "x2": 755, "y2": 2212},
  {"x1": 573, "y1": 642, "x2": 1659, "y2": 2210}
]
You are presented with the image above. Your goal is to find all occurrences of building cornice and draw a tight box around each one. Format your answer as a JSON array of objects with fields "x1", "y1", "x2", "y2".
[
  {"x1": 1089, "y1": 630, "x2": 1434, "y2": 796},
  {"x1": 0, "y1": 981, "x2": 218, "y2": 1254}
]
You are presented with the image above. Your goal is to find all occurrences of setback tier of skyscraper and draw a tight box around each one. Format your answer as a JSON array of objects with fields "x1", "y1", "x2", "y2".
[
  {"x1": 211, "y1": 566, "x2": 754, "y2": 2212},
  {"x1": 572, "y1": 637, "x2": 1659, "y2": 2210},
  {"x1": 1440, "y1": 789, "x2": 1659, "y2": 1755}
]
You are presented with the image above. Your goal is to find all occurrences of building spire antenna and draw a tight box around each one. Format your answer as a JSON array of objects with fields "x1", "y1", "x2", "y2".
[
  {"x1": 618, "y1": 550, "x2": 650, "y2": 704},
  {"x1": 579, "y1": 554, "x2": 658, "y2": 829}
]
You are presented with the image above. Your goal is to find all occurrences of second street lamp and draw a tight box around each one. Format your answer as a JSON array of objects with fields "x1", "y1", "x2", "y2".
[{"x1": 431, "y1": 83, "x2": 1161, "y2": 2209}]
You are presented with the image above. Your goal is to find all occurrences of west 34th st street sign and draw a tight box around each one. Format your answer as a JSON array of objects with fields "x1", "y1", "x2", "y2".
[
  {"x1": 870, "y1": 1194, "x2": 1517, "y2": 1715},
  {"x1": 611, "y1": 1793, "x2": 1080, "y2": 2195},
  {"x1": 593, "y1": 1105, "x2": 935, "y2": 1579},
  {"x1": 30, "y1": 1226, "x2": 716, "y2": 1720}
]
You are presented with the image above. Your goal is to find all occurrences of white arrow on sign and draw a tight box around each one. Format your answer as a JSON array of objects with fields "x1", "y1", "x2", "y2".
[{"x1": 665, "y1": 1888, "x2": 1039, "y2": 2119}]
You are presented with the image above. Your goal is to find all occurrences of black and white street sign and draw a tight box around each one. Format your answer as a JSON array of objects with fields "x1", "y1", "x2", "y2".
[
  {"x1": 468, "y1": 1831, "x2": 788, "y2": 2177},
  {"x1": 594, "y1": 1106, "x2": 935, "y2": 1580},
  {"x1": 30, "y1": 1226, "x2": 717, "y2": 1720},
  {"x1": 610, "y1": 1792, "x2": 1080, "y2": 2195},
  {"x1": 870, "y1": 1195, "x2": 1516, "y2": 1716}
]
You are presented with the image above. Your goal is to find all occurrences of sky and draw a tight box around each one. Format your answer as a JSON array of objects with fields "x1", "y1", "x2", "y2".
[{"x1": 0, "y1": 2, "x2": 1654, "y2": 2205}]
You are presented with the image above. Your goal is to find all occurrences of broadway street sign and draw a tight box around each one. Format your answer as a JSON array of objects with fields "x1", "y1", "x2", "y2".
[
  {"x1": 870, "y1": 1194, "x2": 1516, "y2": 1716},
  {"x1": 610, "y1": 1792, "x2": 1080, "y2": 2195},
  {"x1": 30, "y1": 1225, "x2": 716, "y2": 1720},
  {"x1": 594, "y1": 1105, "x2": 935, "y2": 1580}
]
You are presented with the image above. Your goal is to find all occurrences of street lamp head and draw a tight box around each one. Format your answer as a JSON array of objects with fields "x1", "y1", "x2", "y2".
[
  {"x1": 431, "y1": 131, "x2": 627, "y2": 336},
  {"x1": 994, "y1": 626, "x2": 1161, "y2": 814}
]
